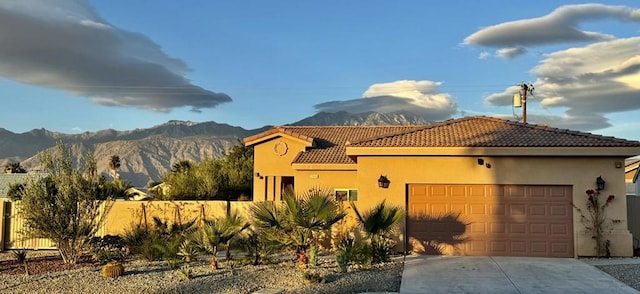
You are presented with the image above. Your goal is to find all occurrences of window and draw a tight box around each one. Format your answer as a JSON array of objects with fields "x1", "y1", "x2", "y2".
[{"x1": 335, "y1": 189, "x2": 358, "y2": 201}]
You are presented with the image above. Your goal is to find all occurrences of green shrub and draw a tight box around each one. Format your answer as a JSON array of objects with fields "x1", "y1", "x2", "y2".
[
  {"x1": 335, "y1": 251, "x2": 348, "y2": 273},
  {"x1": 333, "y1": 232, "x2": 371, "y2": 266},
  {"x1": 88, "y1": 235, "x2": 128, "y2": 263},
  {"x1": 372, "y1": 236, "x2": 395, "y2": 264},
  {"x1": 122, "y1": 224, "x2": 150, "y2": 255}
]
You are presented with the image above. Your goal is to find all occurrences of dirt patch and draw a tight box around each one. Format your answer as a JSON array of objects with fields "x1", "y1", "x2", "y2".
[{"x1": 0, "y1": 255, "x2": 97, "y2": 276}]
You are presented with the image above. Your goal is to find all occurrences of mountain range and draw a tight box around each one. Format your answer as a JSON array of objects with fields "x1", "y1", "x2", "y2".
[{"x1": 0, "y1": 111, "x2": 432, "y2": 187}]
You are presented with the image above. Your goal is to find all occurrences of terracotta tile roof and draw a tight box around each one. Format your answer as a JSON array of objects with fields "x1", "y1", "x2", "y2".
[
  {"x1": 0, "y1": 173, "x2": 31, "y2": 197},
  {"x1": 243, "y1": 127, "x2": 315, "y2": 145},
  {"x1": 246, "y1": 126, "x2": 424, "y2": 164},
  {"x1": 348, "y1": 116, "x2": 640, "y2": 148}
]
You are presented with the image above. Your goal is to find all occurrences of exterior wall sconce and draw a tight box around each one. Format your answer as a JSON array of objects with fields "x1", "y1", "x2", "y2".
[
  {"x1": 477, "y1": 158, "x2": 491, "y2": 168},
  {"x1": 378, "y1": 175, "x2": 390, "y2": 188},
  {"x1": 255, "y1": 172, "x2": 263, "y2": 179},
  {"x1": 596, "y1": 176, "x2": 605, "y2": 191}
]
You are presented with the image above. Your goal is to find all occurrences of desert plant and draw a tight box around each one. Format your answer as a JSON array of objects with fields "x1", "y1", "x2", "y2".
[
  {"x1": 308, "y1": 245, "x2": 319, "y2": 267},
  {"x1": 88, "y1": 235, "x2": 128, "y2": 263},
  {"x1": 122, "y1": 224, "x2": 150, "y2": 255},
  {"x1": 12, "y1": 249, "x2": 29, "y2": 276},
  {"x1": 336, "y1": 251, "x2": 348, "y2": 273},
  {"x1": 151, "y1": 217, "x2": 197, "y2": 266},
  {"x1": 12, "y1": 249, "x2": 27, "y2": 263},
  {"x1": 195, "y1": 211, "x2": 250, "y2": 270},
  {"x1": 16, "y1": 143, "x2": 115, "y2": 264},
  {"x1": 177, "y1": 238, "x2": 199, "y2": 263},
  {"x1": 351, "y1": 201, "x2": 404, "y2": 264},
  {"x1": 102, "y1": 261, "x2": 125, "y2": 278},
  {"x1": 333, "y1": 231, "x2": 371, "y2": 266},
  {"x1": 250, "y1": 188, "x2": 346, "y2": 268},
  {"x1": 176, "y1": 265, "x2": 193, "y2": 282},
  {"x1": 303, "y1": 271, "x2": 327, "y2": 284},
  {"x1": 236, "y1": 228, "x2": 278, "y2": 265}
]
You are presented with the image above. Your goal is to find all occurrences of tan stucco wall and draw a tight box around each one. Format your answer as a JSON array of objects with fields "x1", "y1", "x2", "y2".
[
  {"x1": 252, "y1": 136, "x2": 310, "y2": 201},
  {"x1": 354, "y1": 155, "x2": 632, "y2": 257},
  {"x1": 101, "y1": 200, "x2": 252, "y2": 236}
]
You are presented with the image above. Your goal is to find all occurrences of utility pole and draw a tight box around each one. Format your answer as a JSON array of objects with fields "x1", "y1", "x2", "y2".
[{"x1": 516, "y1": 83, "x2": 534, "y2": 123}]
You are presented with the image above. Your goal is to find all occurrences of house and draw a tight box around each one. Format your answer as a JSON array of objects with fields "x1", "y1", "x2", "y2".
[
  {"x1": 625, "y1": 159, "x2": 640, "y2": 195},
  {"x1": 244, "y1": 116, "x2": 640, "y2": 258}
]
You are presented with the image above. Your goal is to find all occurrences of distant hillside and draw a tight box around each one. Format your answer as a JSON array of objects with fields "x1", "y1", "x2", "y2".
[
  {"x1": 1, "y1": 121, "x2": 271, "y2": 187},
  {"x1": 0, "y1": 111, "x2": 433, "y2": 187}
]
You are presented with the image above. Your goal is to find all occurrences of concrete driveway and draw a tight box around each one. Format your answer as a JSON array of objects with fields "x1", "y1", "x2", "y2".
[{"x1": 400, "y1": 256, "x2": 638, "y2": 294}]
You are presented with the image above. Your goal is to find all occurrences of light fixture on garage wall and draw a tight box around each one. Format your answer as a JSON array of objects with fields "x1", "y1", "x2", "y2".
[
  {"x1": 477, "y1": 158, "x2": 491, "y2": 169},
  {"x1": 378, "y1": 175, "x2": 390, "y2": 188},
  {"x1": 596, "y1": 176, "x2": 605, "y2": 191},
  {"x1": 255, "y1": 172, "x2": 263, "y2": 179}
]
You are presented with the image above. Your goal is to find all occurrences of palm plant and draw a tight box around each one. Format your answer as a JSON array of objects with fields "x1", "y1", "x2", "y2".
[
  {"x1": 108, "y1": 155, "x2": 121, "y2": 180},
  {"x1": 195, "y1": 211, "x2": 250, "y2": 270},
  {"x1": 250, "y1": 188, "x2": 346, "y2": 268},
  {"x1": 351, "y1": 201, "x2": 404, "y2": 263}
]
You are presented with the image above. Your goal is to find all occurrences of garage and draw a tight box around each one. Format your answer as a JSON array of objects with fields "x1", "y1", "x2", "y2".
[{"x1": 407, "y1": 184, "x2": 573, "y2": 257}]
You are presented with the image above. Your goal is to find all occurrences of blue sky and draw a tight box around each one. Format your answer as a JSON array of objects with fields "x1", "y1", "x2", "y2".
[{"x1": 0, "y1": 1, "x2": 639, "y2": 140}]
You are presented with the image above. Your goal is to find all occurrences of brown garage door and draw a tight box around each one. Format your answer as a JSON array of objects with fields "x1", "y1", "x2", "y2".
[{"x1": 407, "y1": 184, "x2": 573, "y2": 257}]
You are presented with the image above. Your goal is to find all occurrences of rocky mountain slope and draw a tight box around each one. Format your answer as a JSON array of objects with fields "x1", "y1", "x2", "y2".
[{"x1": 1, "y1": 111, "x2": 431, "y2": 187}]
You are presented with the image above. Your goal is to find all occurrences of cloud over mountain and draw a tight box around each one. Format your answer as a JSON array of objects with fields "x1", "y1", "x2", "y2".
[
  {"x1": 314, "y1": 80, "x2": 457, "y2": 121},
  {"x1": 464, "y1": 4, "x2": 640, "y2": 58},
  {"x1": 0, "y1": 0, "x2": 230, "y2": 112}
]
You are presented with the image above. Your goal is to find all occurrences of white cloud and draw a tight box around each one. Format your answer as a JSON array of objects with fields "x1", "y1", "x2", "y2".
[
  {"x1": 0, "y1": 0, "x2": 231, "y2": 112},
  {"x1": 479, "y1": 52, "x2": 491, "y2": 59},
  {"x1": 464, "y1": 4, "x2": 640, "y2": 58},
  {"x1": 485, "y1": 37, "x2": 640, "y2": 131},
  {"x1": 314, "y1": 80, "x2": 457, "y2": 121}
]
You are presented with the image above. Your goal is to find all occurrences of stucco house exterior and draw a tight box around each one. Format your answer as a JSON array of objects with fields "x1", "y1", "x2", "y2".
[{"x1": 244, "y1": 116, "x2": 640, "y2": 258}]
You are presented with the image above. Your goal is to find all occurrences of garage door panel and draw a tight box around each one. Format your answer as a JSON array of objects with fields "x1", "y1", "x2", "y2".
[
  {"x1": 408, "y1": 184, "x2": 573, "y2": 257},
  {"x1": 469, "y1": 204, "x2": 486, "y2": 215},
  {"x1": 529, "y1": 205, "x2": 546, "y2": 216},
  {"x1": 509, "y1": 204, "x2": 526, "y2": 216},
  {"x1": 490, "y1": 223, "x2": 505, "y2": 234},
  {"x1": 509, "y1": 223, "x2": 527, "y2": 234},
  {"x1": 530, "y1": 223, "x2": 547, "y2": 234},
  {"x1": 490, "y1": 204, "x2": 506, "y2": 216},
  {"x1": 549, "y1": 205, "x2": 569, "y2": 217},
  {"x1": 468, "y1": 186, "x2": 486, "y2": 198}
]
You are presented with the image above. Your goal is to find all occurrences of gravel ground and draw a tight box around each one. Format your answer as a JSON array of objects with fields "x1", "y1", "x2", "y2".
[
  {"x1": 0, "y1": 252, "x2": 402, "y2": 294},
  {"x1": 5, "y1": 251, "x2": 640, "y2": 293},
  {"x1": 596, "y1": 264, "x2": 640, "y2": 291}
]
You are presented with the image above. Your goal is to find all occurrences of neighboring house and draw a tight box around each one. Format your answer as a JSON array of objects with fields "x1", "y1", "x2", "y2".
[
  {"x1": 0, "y1": 173, "x2": 31, "y2": 198},
  {"x1": 125, "y1": 187, "x2": 153, "y2": 201},
  {"x1": 625, "y1": 159, "x2": 640, "y2": 195},
  {"x1": 244, "y1": 116, "x2": 640, "y2": 258}
]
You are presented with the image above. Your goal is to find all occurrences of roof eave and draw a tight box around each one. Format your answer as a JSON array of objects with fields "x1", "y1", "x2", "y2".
[
  {"x1": 345, "y1": 146, "x2": 640, "y2": 157},
  {"x1": 244, "y1": 132, "x2": 314, "y2": 147},
  {"x1": 292, "y1": 163, "x2": 357, "y2": 171}
]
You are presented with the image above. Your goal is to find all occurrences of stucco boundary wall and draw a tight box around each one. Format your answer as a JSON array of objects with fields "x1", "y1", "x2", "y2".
[{"x1": 100, "y1": 200, "x2": 253, "y2": 236}]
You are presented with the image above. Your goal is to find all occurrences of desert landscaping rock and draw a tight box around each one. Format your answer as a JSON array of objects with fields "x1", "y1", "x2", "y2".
[
  {"x1": 596, "y1": 264, "x2": 640, "y2": 291},
  {"x1": 0, "y1": 252, "x2": 402, "y2": 294}
]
